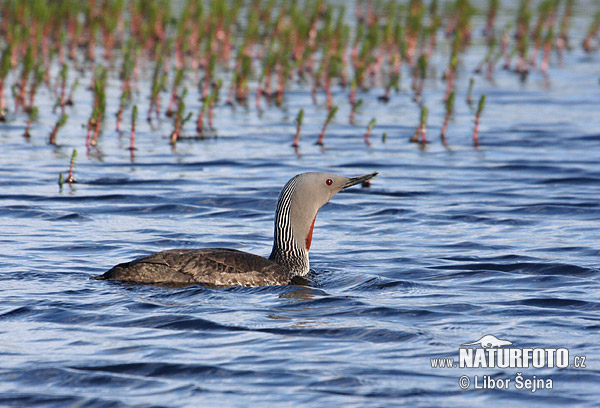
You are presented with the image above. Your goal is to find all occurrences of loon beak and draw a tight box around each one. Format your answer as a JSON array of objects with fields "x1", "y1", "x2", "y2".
[{"x1": 343, "y1": 172, "x2": 379, "y2": 189}]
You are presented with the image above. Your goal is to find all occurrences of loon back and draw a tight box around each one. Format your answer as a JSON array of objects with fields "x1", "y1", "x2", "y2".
[{"x1": 94, "y1": 248, "x2": 294, "y2": 286}]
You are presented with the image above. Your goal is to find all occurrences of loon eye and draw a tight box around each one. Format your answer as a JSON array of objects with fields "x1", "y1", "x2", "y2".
[{"x1": 326, "y1": 179, "x2": 333, "y2": 186}]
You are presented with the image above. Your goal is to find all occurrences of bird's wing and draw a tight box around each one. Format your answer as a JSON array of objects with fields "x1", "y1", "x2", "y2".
[{"x1": 96, "y1": 248, "x2": 293, "y2": 286}]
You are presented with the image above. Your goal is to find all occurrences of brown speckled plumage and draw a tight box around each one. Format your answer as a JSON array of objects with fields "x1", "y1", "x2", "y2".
[{"x1": 95, "y1": 248, "x2": 293, "y2": 286}]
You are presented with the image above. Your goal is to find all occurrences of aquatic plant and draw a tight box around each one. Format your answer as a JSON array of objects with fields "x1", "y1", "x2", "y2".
[
  {"x1": 0, "y1": 44, "x2": 11, "y2": 121},
  {"x1": 90, "y1": 66, "x2": 107, "y2": 147},
  {"x1": 583, "y1": 10, "x2": 600, "y2": 53},
  {"x1": 0, "y1": 0, "x2": 595, "y2": 160},
  {"x1": 208, "y1": 79, "x2": 221, "y2": 130},
  {"x1": 56, "y1": 64, "x2": 68, "y2": 114},
  {"x1": 365, "y1": 118, "x2": 376, "y2": 146},
  {"x1": 484, "y1": 0, "x2": 499, "y2": 38},
  {"x1": 350, "y1": 99, "x2": 362, "y2": 125},
  {"x1": 316, "y1": 105, "x2": 338, "y2": 146},
  {"x1": 66, "y1": 149, "x2": 77, "y2": 183},
  {"x1": 24, "y1": 106, "x2": 39, "y2": 139},
  {"x1": 473, "y1": 94, "x2": 486, "y2": 148},
  {"x1": 441, "y1": 90, "x2": 455, "y2": 146},
  {"x1": 292, "y1": 108, "x2": 304, "y2": 148},
  {"x1": 65, "y1": 79, "x2": 78, "y2": 106},
  {"x1": 411, "y1": 106, "x2": 428, "y2": 145},
  {"x1": 170, "y1": 88, "x2": 192, "y2": 145},
  {"x1": 130, "y1": 105, "x2": 138, "y2": 151},
  {"x1": 466, "y1": 77, "x2": 475, "y2": 105},
  {"x1": 116, "y1": 89, "x2": 130, "y2": 132},
  {"x1": 49, "y1": 114, "x2": 68, "y2": 145},
  {"x1": 166, "y1": 68, "x2": 185, "y2": 117}
]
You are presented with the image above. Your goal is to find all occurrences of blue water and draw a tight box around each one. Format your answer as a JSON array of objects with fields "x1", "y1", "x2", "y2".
[{"x1": 2, "y1": 4, "x2": 600, "y2": 408}]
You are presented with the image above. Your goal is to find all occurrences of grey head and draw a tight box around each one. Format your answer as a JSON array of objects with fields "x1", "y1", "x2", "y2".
[{"x1": 268, "y1": 171, "x2": 378, "y2": 276}]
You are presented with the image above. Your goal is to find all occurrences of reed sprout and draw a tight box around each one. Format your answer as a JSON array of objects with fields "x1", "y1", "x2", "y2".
[
  {"x1": 316, "y1": 105, "x2": 338, "y2": 146},
  {"x1": 66, "y1": 149, "x2": 77, "y2": 183},
  {"x1": 365, "y1": 118, "x2": 376, "y2": 146},
  {"x1": 411, "y1": 106, "x2": 428, "y2": 145},
  {"x1": 49, "y1": 114, "x2": 68, "y2": 145},
  {"x1": 441, "y1": 90, "x2": 455, "y2": 146},
  {"x1": 170, "y1": 88, "x2": 192, "y2": 145},
  {"x1": 0, "y1": 44, "x2": 12, "y2": 121},
  {"x1": 207, "y1": 79, "x2": 221, "y2": 130},
  {"x1": 24, "y1": 106, "x2": 39, "y2": 138},
  {"x1": 292, "y1": 108, "x2": 304, "y2": 148},
  {"x1": 583, "y1": 10, "x2": 600, "y2": 53},
  {"x1": 130, "y1": 105, "x2": 138, "y2": 151},
  {"x1": 466, "y1": 77, "x2": 475, "y2": 105},
  {"x1": 473, "y1": 94, "x2": 486, "y2": 148}
]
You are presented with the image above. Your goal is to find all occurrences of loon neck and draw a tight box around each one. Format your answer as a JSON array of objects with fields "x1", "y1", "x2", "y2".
[{"x1": 268, "y1": 177, "x2": 313, "y2": 276}]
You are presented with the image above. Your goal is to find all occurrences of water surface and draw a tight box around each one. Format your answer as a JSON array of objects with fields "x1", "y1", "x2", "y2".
[{"x1": 1, "y1": 4, "x2": 600, "y2": 408}]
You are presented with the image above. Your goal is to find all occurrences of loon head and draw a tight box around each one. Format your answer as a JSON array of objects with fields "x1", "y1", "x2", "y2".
[{"x1": 269, "y1": 171, "x2": 378, "y2": 275}]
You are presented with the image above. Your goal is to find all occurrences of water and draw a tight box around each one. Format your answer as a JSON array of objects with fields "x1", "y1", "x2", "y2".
[{"x1": 2, "y1": 4, "x2": 600, "y2": 408}]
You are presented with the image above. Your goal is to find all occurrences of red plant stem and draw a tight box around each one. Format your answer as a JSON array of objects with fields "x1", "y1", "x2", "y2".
[
  {"x1": 340, "y1": 50, "x2": 349, "y2": 86},
  {"x1": 255, "y1": 86, "x2": 261, "y2": 111},
  {"x1": 325, "y1": 77, "x2": 332, "y2": 110},
  {"x1": 85, "y1": 121, "x2": 92, "y2": 146},
  {"x1": 0, "y1": 81, "x2": 5, "y2": 114},
  {"x1": 417, "y1": 77, "x2": 424, "y2": 99},
  {"x1": 116, "y1": 108, "x2": 123, "y2": 131},
  {"x1": 226, "y1": 82, "x2": 234, "y2": 105},
  {"x1": 130, "y1": 121, "x2": 135, "y2": 150},
  {"x1": 410, "y1": 125, "x2": 421, "y2": 143},
  {"x1": 541, "y1": 42, "x2": 551, "y2": 77},
  {"x1": 91, "y1": 118, "x2": 101, "y2": 146},
  {"x1": 202, "y1": 72, "x2": 210, "y2": 100},
  {"x1": 264, "y1": 66, "x2": 272, "y2": 96},
  {"x1": 175, "y1": 42, "x2": 183, "y2": 69},
  {"x1": 420, "y1": 124, "x2": 427, "y2": 144},
  {"x1": 166, "y1": 89, "x2": 177, "y2": 115},
  {"x1": 316, "y1": 124, "x2": 327, "y2": 145},
  {"x1": 311, "y1": 77, "x2": 319, "y2": 104},
  {"x1": 170, "y1": 127, "x2": 180, "y2": 145},
  {"x1": 28, "y1": 84, "x2": 37, "y2": 111},
  {"x1": 59, "y1": 79, "x2": 66, "y2": 110},
  {"x1": 444, "y1": 73, "x2": 454, "y2": 102},
  {"x1": 441, "y1": 113, "x2": 449, "y2": 144},
  {"x1": 24, "y1": 117, "x2": 33, "y2": 136},
  {"x1": 17, "y1": 78, "x2": 27, "y2": 110},
  {"x1": 155, "y1": 93, "x2": 161, "y2": 119},
  {"x1": 67, "y1": 159, "x2": 75, "y2": 182},
  {"x1": 364, "y1": 129, "x2": 371, "y2": 146},
  {"x1": 486, "y1": 60, "x2": 495, "y2": 81},
  {"x1": 49, "y1": 127, "x2": 58, "y2": 145},
  {"x1": 473, "y1": 115, "x2": 480, "y2": 147},
  {"x1": 196, "y1": 110, "x2": 204, "y2": 133},
  {"x1": 208, "y1": 101, "x2": 214, "y2": 129},
  {"x1": 292, "y1": 125, "x2": 301, "y2": 147},
  {"x1": 276, "y1": 70, "x2": 285, "y2": 105}
]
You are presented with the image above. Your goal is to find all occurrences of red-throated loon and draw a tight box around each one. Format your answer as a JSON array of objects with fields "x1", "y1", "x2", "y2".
[{"x1": 93, "y1": 171, "x2": 378, "y2": 286}]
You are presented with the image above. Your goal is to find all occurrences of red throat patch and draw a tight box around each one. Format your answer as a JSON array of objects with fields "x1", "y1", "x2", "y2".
[{"x1": 305, "y1": 215, "x2": 316, "y2": 251}]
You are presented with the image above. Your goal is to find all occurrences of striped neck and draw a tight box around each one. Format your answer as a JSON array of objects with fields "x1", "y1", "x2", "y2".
[{"x1": 268, "y1": 177, "x2": 311, "y2": 276}]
